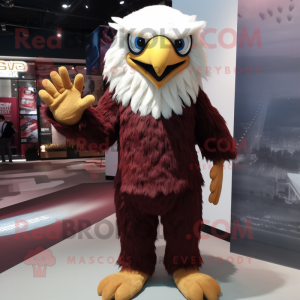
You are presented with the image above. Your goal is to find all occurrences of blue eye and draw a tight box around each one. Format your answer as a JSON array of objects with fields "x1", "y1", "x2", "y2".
[
  {"x1": 134, "y1": 37, "x2": 146, "y2": 50},
  {"x1": 172, "y1": 36, "x2": 192, "y2": 56},
  {"x1": 175, "y1": 39, "x2": 185, "y2": 51},
  {"x1": 128, "y1": 35, "x2": 149, "y2": 54}
]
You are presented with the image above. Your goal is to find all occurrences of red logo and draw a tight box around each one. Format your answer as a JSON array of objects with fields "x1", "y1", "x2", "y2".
[{"x1": 24, "y1": 247, "x2": 56, "y2": 277}]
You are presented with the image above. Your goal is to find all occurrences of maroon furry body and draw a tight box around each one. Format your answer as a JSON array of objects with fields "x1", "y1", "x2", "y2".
[{"x1": 44, "y1": 87, "x2": 237, "y2": 275}]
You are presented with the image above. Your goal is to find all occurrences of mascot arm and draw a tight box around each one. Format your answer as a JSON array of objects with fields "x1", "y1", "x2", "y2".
[
  {"x1": 42, "y1": 84, "x2": 119, "y2": 148},
  {"x1": 194, "y1": 88, "x2": 237, "y2": 162},
  {"x1": 195, "y1": 88, "x2": 237, "y2": 205}
]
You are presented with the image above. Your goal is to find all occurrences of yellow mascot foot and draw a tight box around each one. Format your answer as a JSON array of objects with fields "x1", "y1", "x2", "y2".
[
  {"x1": 173, "y1": 268, "x2": 221, "y2": 300},
  {"x1": 97, "y1": 269, "x2": 149, "y2": 300}
]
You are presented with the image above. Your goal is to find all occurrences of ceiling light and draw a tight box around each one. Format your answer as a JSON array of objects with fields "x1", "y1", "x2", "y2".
[
  {"x1": 85, "y1": 0, "x2": 89, "y2": 8},
  {"x1": 62, "y1": 2, "x2": 71, "y2": 9},
  {"x1": 120, "y1": 1, "x2": 125, "y2": 4},
  {"x1": 1, "y1": 24, "x2": 6, "y2": 31},
  {"x1": 57, "y1": 27, "x2": 62, "y2": 38}
]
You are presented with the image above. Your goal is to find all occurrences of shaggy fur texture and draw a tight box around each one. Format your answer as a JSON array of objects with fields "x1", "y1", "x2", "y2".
[
  {"x1": 195, "y1": 88, "x2": 237, "y2": 163},
  {"x1": 44, "y1": 86, "x2": 237, "y2": 275},
  {"x1": 104, "y1": 5, "x2": 207, "y2": 120},
  {"x1": 114, "y1": 93, "x2": 202, "y2": 198},
  {"x1": 115, "y1": 184, "x2": 203, "y2": 275}
]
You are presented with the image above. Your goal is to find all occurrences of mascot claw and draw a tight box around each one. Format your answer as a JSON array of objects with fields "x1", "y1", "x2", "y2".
[
  {"x1": 97, "y1": 269, "x2": 148, "y2": 300},
  {"x1": 173, "y1": 268, "x2": 221, "y2": 300}
]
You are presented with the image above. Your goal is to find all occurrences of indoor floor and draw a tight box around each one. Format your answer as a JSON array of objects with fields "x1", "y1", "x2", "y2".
[{"x1": 0, "y1": 212, "x2": 298, "y2": 300}]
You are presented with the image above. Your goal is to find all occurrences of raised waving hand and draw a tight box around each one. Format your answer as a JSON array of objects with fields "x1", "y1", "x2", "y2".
[{"x1": 39, "y1": 67, "x2": 95, "y2": 126}]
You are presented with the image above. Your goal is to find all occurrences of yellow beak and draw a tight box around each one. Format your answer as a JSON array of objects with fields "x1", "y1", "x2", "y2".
[{"x1": 126, "y1": 36, "x2": 190, "y2": 89}]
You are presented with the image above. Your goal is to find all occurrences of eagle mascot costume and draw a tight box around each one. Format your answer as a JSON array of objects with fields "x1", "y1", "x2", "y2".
[{"x1": 40, "y1": 5, "x2": 237, "y2": 300}]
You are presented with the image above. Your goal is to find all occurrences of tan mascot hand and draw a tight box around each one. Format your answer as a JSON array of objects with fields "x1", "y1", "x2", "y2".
[
  {"x1": 209, "y1": 159, "x2": 225, "y2": 205},
  {"x1": 38, "y1": 67, "x2": 95, "y2": 126}
]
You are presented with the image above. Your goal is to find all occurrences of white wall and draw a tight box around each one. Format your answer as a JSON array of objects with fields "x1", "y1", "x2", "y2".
[
  {"x1": 0, "y1": 80, "x2": 12, "y2": 97},
  {"x1": 173, "y1": 0, "x2": 238, "y2": 233}
]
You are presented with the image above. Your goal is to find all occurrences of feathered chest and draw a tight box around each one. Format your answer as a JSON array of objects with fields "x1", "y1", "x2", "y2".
[
  {"x1": 119, "y1": 100, "x2": 196, "y2": 155},
  {"x1": 115, "y1": 101, "x2": 202, "y2": 197}
]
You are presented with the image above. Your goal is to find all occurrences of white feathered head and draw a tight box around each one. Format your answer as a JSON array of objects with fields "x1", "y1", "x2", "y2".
[{"x1": 103, "y1": 5, "x2": 207, "y2": 119}]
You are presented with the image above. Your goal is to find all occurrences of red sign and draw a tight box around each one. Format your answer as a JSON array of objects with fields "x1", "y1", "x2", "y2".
[
  {"x1": 19, "y1": 115, "x2": 38, "y2": 143},
  {"x1": 19, "y1": 87, "x2": 37, "y2": 114}
]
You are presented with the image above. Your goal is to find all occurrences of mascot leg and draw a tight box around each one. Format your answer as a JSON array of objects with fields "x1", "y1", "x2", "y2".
[
  {"x1": 161, "y1": 189, "x2": 221, "y2": 300},
  {"x1": 97, "y1": 188, "x2": 158, "y2": 300}
]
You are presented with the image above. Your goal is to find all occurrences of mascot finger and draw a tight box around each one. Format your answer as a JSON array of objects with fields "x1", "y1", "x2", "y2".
[
  {"x1": 209, "y1": 191, "x2": 216, "y2": 204},
  {"x1": 50, "y1": 71, "x2": 65, "y2": 93},
  {"x1": 38, "y1": 90, "x2": 54, "y2": 107},
  {"x1": 42, "y1": 79, "x2": 60, "y2": 98},
  {"x1": 210, "y1": 178, "x2": 218, "y2": 193},
  {"x1": 59, "y1": 66, "x2": 73, "y2": 89},
  {"x1": 210, "y1": 165, "x2": 218, "y2": 179},
  {"x1": 78, "y1": 95, "x2": 95, "y2": 111},
  {"x1": 213, "y1": 185, "x2": 222, "y2": 205}
]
